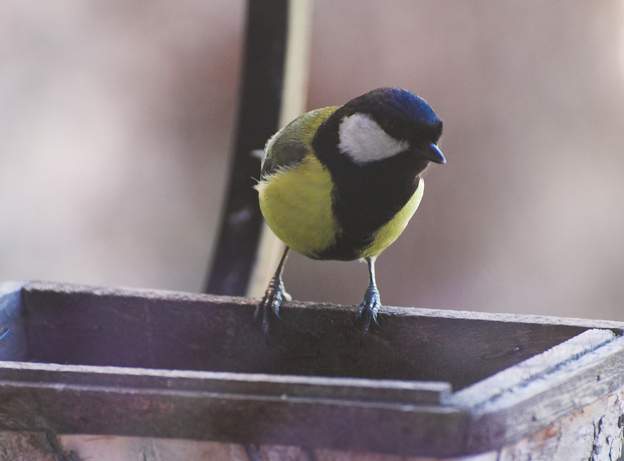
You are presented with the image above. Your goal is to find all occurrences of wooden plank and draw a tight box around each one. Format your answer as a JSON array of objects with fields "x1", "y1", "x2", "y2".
[
  {"x1": 5, "y1": 391, "x2": 624, "y2": 460},
  {"x1": 18, "y1": 282, "x2": 607, "y2": 390},
  {"x1": 25, "y1": 280, "x2": 624, "y2": 330},
  {"x1": 495, "y1": 389, "x2": 624, "y2": 460},
  {"x1": 450, "y1": 330, "x2": 624, "y2": 453},
  {"x1": 0, "y1": 362, "x2": 450, "y2": 405},
  {"x1": 53, "y1": 392, "x2": 624, "y2": 460},
  {"x1": 3, "y1": 281, "x2": 624, "y2": 457},
  {"x1": 0, "y1": 380, "x2": 467, "y2": 456},
  {"x1": 450, "y1": 329, "x2": 616, "y2": 408}
]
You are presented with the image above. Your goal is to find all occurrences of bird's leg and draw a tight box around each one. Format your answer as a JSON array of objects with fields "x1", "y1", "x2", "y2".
[
  {"x1": 256, "y1": 246, "x2": 291, "y2": 334},
  {"x1": 356, "y1": 256, "x2": 382, "y2": 333}
]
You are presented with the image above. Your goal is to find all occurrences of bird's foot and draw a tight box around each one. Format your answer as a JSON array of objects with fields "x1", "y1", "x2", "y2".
[
  {"x1": 356, "y1": 285, "x2": 381, "y2": 334},
  {"x1": 255, "y1": 277, "x2": 289, "y2": 335}
]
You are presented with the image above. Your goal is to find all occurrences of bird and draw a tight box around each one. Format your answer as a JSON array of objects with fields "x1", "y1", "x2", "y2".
[{"x1": 255, "y1": 87, "x2": 445, "y2": 334}]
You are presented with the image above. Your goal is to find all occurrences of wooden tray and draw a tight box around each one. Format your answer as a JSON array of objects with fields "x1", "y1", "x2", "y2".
[{"x1": 1, "y1": 281, "x2": 623, "y2": 458}]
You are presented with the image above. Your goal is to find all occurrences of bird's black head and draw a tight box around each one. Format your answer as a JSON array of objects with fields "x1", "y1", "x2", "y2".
[{"x1": 313, "y1": 87, "x2": 445, "y2": 171}]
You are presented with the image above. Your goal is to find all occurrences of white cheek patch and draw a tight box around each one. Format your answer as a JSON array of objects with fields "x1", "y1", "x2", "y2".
[{"x1": 338, "y1": 113, "x2": 408, "y2": 164}]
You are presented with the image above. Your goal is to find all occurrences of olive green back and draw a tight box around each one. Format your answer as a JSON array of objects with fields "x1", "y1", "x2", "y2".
[{"x1": 261, "y1": 106, "x2": 337, "y2": 178}]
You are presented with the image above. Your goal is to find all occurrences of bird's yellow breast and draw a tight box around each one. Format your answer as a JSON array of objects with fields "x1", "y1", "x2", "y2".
[
  {"x1": 257, "y1": 153, "x2": 338, "y2": 258},
  {"x1": 361, "y1": 179, "x2": 424, "y2": 258},
  {"x1": 258, "y1": 157, "x2": 425, "y2": 260}
]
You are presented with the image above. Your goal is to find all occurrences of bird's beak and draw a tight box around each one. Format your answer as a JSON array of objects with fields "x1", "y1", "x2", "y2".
[{"x1": 422, "y1": 143, "x2": 446, "y2": 164}]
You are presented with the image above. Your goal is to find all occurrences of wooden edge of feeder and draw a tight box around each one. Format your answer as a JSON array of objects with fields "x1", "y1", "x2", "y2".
[
  {"x1": 3, "y1": 280, "x2": 624, "y2": 456},
  {"x1": 450, "y1": 328, "x2": 617, "y2": 408},
  {"x1": 454, "y1": 329, "x2": 624, "y2": 453},
  {"x1": 16, "y1": 280, "x2": 624, "y2": 331},
  {"x1": 0, "y1": 361, "x2": 450, "y2": 406},
  {"x1": 0, "y1": 379, "x2": 467, "y2": 457}
]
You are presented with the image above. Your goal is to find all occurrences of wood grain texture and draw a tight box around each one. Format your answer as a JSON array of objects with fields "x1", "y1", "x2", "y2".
[
  {"x1": 496, "y1": 389, "x2": 624, "y2": 460},
  {"x1": 454, "y1": 332, "x2": 624, "y2": 451},
  {"x1": 12, "y1": 387, "x2": 624, "y2": 461},
  {"x1": 18, "y1": 281, "x2": 606, "y2": 389},
  {"x1": 0, "y1": 361, "x2": 450, "y2": 405},
  {"x1": 2, "y1": 281, "x2": 624, "y2": 458},
  {"x1": 450, "y1": 329, "x2": 616, "y2": 409},
  {"x1": 0, "y1": 382, "x2": 466, "y2": 456}
]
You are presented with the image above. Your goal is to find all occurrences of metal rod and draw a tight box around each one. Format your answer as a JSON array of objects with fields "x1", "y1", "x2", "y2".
[{"x1": 205, "y1": 0, "x2": 289, "y2": 295}]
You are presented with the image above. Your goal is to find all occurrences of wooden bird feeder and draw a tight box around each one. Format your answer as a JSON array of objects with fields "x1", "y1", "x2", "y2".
[{"x1": 2, "y1": 281, "x2": 624, "y2": 460}]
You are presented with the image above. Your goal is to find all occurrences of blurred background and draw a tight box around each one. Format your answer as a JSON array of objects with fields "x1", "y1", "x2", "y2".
[{"x1": 2, "y1": 0, "x2": 624, "y2": 320}]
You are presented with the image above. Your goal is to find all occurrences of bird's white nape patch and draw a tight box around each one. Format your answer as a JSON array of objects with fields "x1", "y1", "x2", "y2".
[{"x1": 338, "y1": 113, "x2": 408, "y2": 164}]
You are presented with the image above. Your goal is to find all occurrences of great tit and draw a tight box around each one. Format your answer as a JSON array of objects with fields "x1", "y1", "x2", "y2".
[{"x1": 255, "y1": 87, "x2": 445, "y2": 333}]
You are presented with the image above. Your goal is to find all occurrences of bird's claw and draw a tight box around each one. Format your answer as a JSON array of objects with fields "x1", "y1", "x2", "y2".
[
  {"x1": 256, "y1": 277, "x2": 288, "y2": 335},
  {"x1": 356, "y1": 286, "x2": 381, "y2": 334}
]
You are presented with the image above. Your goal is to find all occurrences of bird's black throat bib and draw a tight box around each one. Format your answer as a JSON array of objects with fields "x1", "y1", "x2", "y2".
[{"x1": 316, "y1": 148, "x2": 425, "y2": 260}]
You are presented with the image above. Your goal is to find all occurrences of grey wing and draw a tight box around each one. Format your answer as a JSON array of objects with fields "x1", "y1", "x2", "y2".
[{"x1": 260, "y1": 114, "x2": 312, "y2": 178}]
